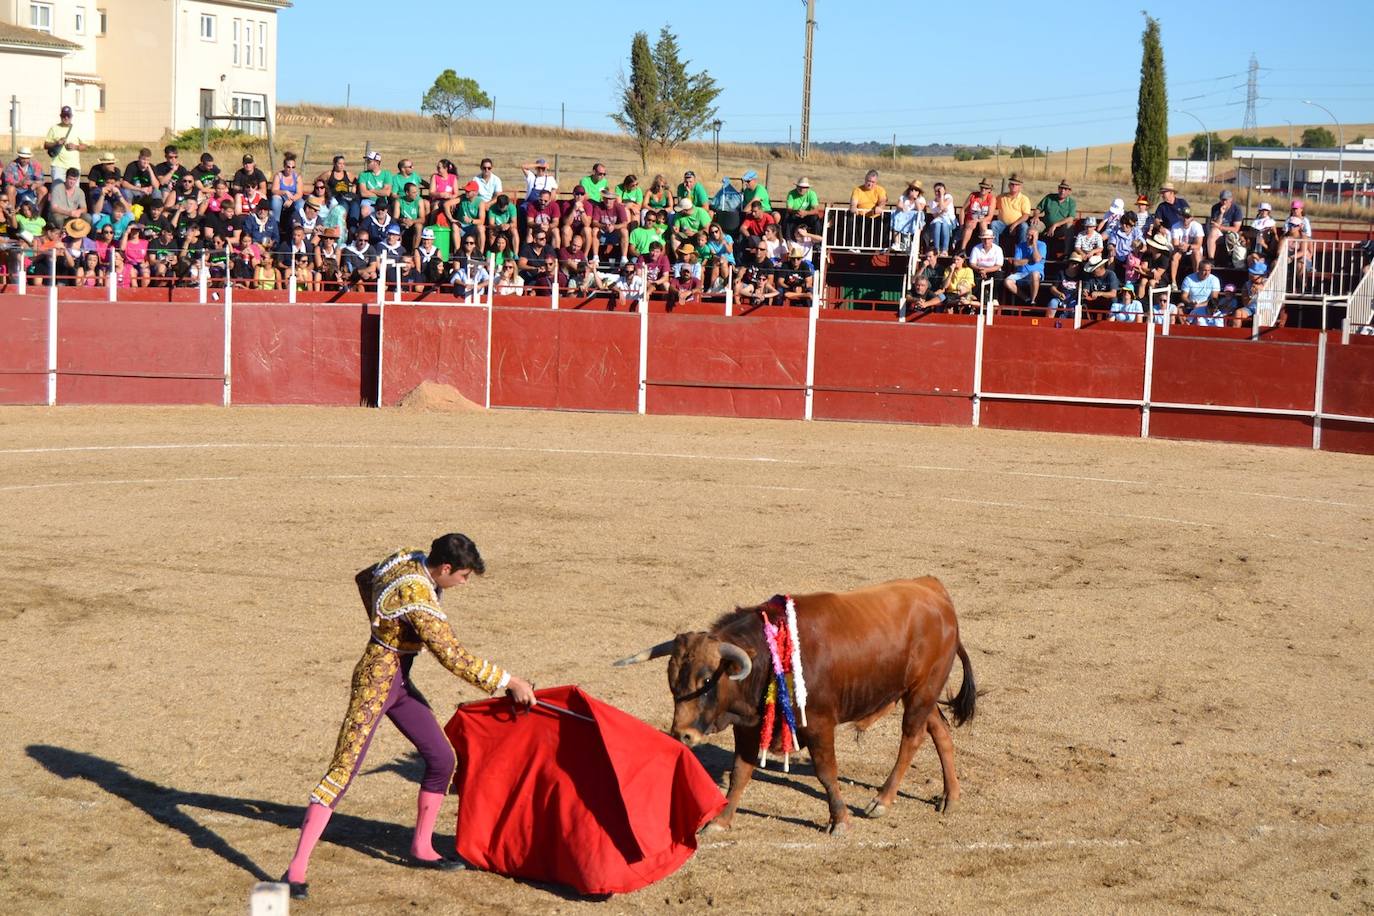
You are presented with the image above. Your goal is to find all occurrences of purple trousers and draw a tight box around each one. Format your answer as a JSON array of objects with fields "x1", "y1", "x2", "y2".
[{"x1": 339, "y1": 663, "x2": 456, "y2": 801}]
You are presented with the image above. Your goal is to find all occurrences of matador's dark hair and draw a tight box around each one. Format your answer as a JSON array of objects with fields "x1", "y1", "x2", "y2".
[{"x1": 429, "y1": 533, "x2": 485, "y2": 575}]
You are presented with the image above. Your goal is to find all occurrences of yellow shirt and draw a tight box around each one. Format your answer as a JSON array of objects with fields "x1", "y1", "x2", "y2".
[
  {"x1": 944, "y1": 266, "x2": 974, "y2": 294},
  {"x1": 997, "y1": 191, "x2": 1032, "y2": 224},
  {"x1": 852, "y1": 184, "x2": 887, "y2": 214}
]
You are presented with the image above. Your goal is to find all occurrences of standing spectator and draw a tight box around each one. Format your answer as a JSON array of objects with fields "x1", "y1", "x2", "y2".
[
  {"x1": 677, "y1": 170, "x2": 709, "y2": 209},
  {"x1": 1204, "y1": 189, "x2": 1243, "y2": 261},
  {"x1": 594, "y1": 187, "x2": 630, "y2": 264},
  {"x1": 849, "y1": 169, "x2": 888, "y2": 216},
  {"x1": 959, "y1": 179, "x2": 994, "y2": 252},
  {"x1": 1036, "y1": 179, "x2": 1077, "y2": 258},
  {"x1": 49, "y1": 168, "x2": 89, "y2": 223},
  {"x1": 4, "y1": 148, "x2": 46, "y2": 209},
  {"x1": 890, "y1": 181, "x2": 926, "y2": 252},
  {"x1": 783, "y1": 176, "x2": 822, "y2": 240},
  {"x1": 271, "y1": 153, "x2": 303, "y2": 225},
  {"x1": 1170, "y1": 208, "x2": 1204, "y2": 286},
  {"x1": 153, "y1": 146, "x2": 190, "y2": 200},
  {"x1": 471, "y1": 158, "x2": 501, "y2": 203},
  {"x1": 430, "y1": 159, "x2": 459, "y2": 219},
  {"x1": 520, "y1": 158, "x2": 558, "y2": 200},
  {"x1": 1073, "y1": 217, "x2": 1104, "y2": 259},
  {"x1": 990, "y1": 174, "x2": 1032, "y2": 249},
  {"x1": 1100, "y1": 197, "x2": 1126, "y2": 237},
  {"x1": 969, "y1": 228, "x2": 1004, "y2": 289},
  {"x1": 1154, "y1": 183, "x2": 1190, "y2": 232},
  {"x1": 121, "y1": 148, "x2": 159, "y2": 205},
  {"x1": 741, "y1": 170, "x2": 772, "y2": 212},
  {"x1": 233, "y1": 154, "x2": 269, "y2": 202},
  {"x1": 925, "y1": 181, "x2": 956, "y2": 255},
  {"x1": 614, "y1": 174, "x2": 643, "y2": 224},
  {"x1": 579, "y1": 163, "x2": 610, "y2": 201},
  {"x1": 44, "y1": 106, "x2": 88, "y2": 184},
  {"x1": 355, "y1": 151, "x2": 393, "y2": 222},
  {"x1": 1002, "y1": 225, "x2": 1046, "y2": 306}
]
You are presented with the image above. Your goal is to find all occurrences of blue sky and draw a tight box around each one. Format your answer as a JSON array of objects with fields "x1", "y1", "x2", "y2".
[{"x1": 279, "y1": 1, "x2": 1373, "y2": 149}]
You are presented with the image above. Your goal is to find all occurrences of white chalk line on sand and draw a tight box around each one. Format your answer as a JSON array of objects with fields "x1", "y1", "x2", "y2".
[{"x1": 0, "y1": 440, "x2": 1367, "y2": 512}]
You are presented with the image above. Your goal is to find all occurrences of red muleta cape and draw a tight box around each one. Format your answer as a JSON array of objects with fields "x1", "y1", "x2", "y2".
[{"x1": 443, "y1": 685, "x2": 726, "y2": 896}]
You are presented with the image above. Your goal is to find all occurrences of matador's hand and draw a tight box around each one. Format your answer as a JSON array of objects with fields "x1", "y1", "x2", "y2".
[{"x1": 506, "y1": 676, "x2": 537, "y2": 709}]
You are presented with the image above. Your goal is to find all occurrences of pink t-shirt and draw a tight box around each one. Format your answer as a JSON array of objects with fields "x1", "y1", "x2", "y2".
[
  {"x1": 431, "y1": 174, "x2": 457, "y2": 197},
  {"x1": 124, "y1": 237, "x2": 150, "y2": 264}
]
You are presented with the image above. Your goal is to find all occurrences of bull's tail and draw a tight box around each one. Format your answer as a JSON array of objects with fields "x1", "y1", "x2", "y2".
[{"x1": 941, "y1": 641, "x2": 976, "y2": 727}]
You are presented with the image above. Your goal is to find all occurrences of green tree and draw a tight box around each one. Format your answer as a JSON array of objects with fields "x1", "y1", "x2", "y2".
[
  {"x1": 421, "y1": 70, "x2": 491, "y2": 149},
  {"x1": 650, "y1": 27, "x2": 721, "y2": 149},
  {"x1": 1300, "y1": 126, "x2": 1336, "y2": 148},
  {"x1": 611, "y1": 31, "x2": 663, "y2": 171},
  {"x1": 1131, "y1": 13, "x2": 1168, "y2": 197},
  {"x1": 1188, "y1": 132, "x2": 1232, "y2": 161},
  {"x1": 1009, "y1": 144, "x2": 1043, "y2": 159}
]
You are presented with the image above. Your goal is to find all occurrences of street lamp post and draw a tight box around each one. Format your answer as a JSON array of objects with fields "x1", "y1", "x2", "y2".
[
  {"x1": 1174, "y1": 109, "x2": 1210, "y2": 184},
  {"x1": 1303, "y1": 99, "x2": 1343, "y2": 208},
  {"x1": 711, "y1": 119, "x2": 723, "y2": 174},
  {"x1": 1283, "y1": 120, "x2": 1295, "y2": 195}
]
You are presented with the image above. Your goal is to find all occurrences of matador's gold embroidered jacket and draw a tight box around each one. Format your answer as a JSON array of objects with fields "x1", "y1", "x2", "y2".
[{"x1": 311, "y1": 548, "x2": 507, "y2": 807}]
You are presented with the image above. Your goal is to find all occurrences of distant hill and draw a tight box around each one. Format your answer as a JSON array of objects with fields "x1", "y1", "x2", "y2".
[{"x1": 808, "y1": 140, "x2": 968, "y2": 158}]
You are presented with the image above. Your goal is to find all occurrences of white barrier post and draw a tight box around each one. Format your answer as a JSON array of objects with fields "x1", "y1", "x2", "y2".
[
  {"x1": 637, "y1": 267, "x2": 649, "y2": 415},
  {"x1": 288, "y1": 259, "x2": 297, "y2": 304},
  {"x1": 375, "y1": 255, "x2": 386, "y2": 408},
  {"x1": 198, "y1": 252, "x2": 208, "y2": 304},
  {"x1": 972, "y1": 300, "x2": 986, "y2": 427},
  {"x1": 1341, "y1": 317, "x2": 1351, "y2": 346},
  {"x1": 16, "y1": 247, "x2": 27, "y2": 296},
  {"x1": 1141, "y1": 316, "x2": 1155, "y2": 438},
  {"x1": 486, "y1": 254, "x2": 496, "y2": 305},
  {"x1": 47, "y1": 255, "x2": 57, "y2": 406},
  {"x1": 1073, "y1": 282, "x2": 1082, "y2": 329},
  {"x1": 724, "y1": 263, "x2": 734, "y2": 317},
  {"x1": 222, "y1": 275, "x2": 232, "y2": 407},
  {"x1": 484, "y1": 286, "x2": 494, "y2": 409},
  {"x1": 803, "y1": 279, "x2": 819, "y2": 421},
  {"x1": 107, "y1": 247, "x2": 117, "y2": 302},
  {"x1": 392, "y1": 254, "x2": 402, "y2": 305},
  {"x1": 1312, "y1": 331, "x2": 1327, "y2": 450},
  {"x1": 551, "y1": 272, "x2": 560, "y2": 310}
]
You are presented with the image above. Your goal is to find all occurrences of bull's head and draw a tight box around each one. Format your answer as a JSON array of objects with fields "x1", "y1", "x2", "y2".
[{"x1": 614, "y1": 633, "x2": 756, "y2": 746}]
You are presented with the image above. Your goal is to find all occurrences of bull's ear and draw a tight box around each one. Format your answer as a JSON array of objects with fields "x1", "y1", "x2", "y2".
[{"x1": 612, "y1": 639, "x2": 676, "y2": 667}]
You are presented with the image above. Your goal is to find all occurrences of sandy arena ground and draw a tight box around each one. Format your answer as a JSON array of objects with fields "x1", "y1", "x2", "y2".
[{"x1": 0, "y1": 406, "x2": 1370, "y2": 914}]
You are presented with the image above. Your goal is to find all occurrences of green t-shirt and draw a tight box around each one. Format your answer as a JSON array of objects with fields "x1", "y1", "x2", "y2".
[
  {"x1": 578, "y1": 176, "x2": 608, "y2": 200},
  {"x1": 391, "y1": 172, "x2": 421, "y2": 197},
  {"x1": 744, "y1": 185, "x2": 773, "y2": 213},
  {"x1": 786, "y1": 188, "x2": 819, "y2": 212},
  {"x1": 1037, "y1": 193, "x2": 1077, "y2": 226},
  {"x1": 616, "y1": 185, "x2": 644, "y2": 205},
  {"x1": 396, "y1": 196, "x2": 421, "y2": 220},
  {"x1": 487, "y1": 202, "x2": 516, "y2": 226},
  {"x1": 358, "y1": 169, "x2": 393, "y2": 198},
  {"x1": 15, "y1": 212, "x2": 45, "y2": 238},
  {"x1": 629, "y1": 225, "x2": 664, "y2": 255},
  {"x1": 677, "y1": 181, "x2": 709, "y2": 208},
  {"x1": 457, "y1": 197, "x2": 483, "y2": 225},
  {"x1": 673, "y1": 207, "x2": 710, "y2": 236}
]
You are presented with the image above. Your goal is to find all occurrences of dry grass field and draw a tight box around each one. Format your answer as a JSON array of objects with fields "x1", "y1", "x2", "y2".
[{"x1": 1, "y1": 405, "x2": 1371, "y2": 914}]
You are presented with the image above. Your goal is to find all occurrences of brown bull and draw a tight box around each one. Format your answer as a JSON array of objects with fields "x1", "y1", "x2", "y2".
[{"x1": 615, "y1": 578, "x2": 975, "y2": 834}]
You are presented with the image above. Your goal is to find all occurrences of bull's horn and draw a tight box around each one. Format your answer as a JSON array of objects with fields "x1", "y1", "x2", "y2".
[
  {"x1": 612, "y1": 640, "x2": 675, "y2": 667},
  {"x1": 718, "y1": 642, "x2": 752, "y2": 681}
]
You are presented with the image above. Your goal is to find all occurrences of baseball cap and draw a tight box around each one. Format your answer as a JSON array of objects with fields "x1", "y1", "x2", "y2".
[
  {"x1": 255, "y1": 199, "x2": 271, "y2": 211},
  {"x1": 534, "y1": 157, "x2": 547, "y2": 166},
  {"x1": 675, "y1": 198, "x2": 692, "y2": 211},
  {"x1": 421, "y1": 227, "x2": 435, "y2": 240},
  {"x1": 1290, "y1": 199, "x2": 1304, "y2": 209},
  {"x1": 386, "y1": 224, "x2": 402, "y2": 235},
  {"x1": 60, "y1": 105, "x2": 72, "y2": 117},
  {"x1": 464, "y1": 180, "x2": 480, "y2": 192},
  {"x1": 683, "y1": 170, "x2": 695, "y2": 178},
  {"x1": 1223, "y1": 283, "x2": 1237, "y2": 292},
  {"x1": 243, "y1": 154, "x2": 255, "y2": 163},
  {"x1": 1109, "y1": 198, "x2": 1125, "y2": 215},
  {"x1": 1220, "y1": 189, "x2": 1233, "y2": 199},
  {"x1": 365, "y1": 150, "x2": 381, "y2": 161},
  {"x1": 742, "y1": 170, "x2": 758, "y2": 181},
  {"x1": 1258, "y1": 202, "x2": 1273, "y2": 211}
]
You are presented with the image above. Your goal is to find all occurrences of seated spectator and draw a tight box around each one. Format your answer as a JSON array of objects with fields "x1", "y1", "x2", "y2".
[
  {"x1": 1035, "y1": 179, "x2": 1077, "y2": 258},
  {"x1": 75, "y1": 249, "x2": 103, "y2": 287},
  {"x1": 88, "y1": 152, "x2": 122, "y2": 197},
  {"x1": 643, "y1": 174, "x2": 672, "y2": 222},
  {"x1": 990, "y1": 174, "x2": 1032, "y2": 249},
  {"x1": 520, "y1": 157, "x2": 558, "y2": 200},
  {"x1": 242, "y1": 200, "x2": 281, "y2": 248},
  {"x1": 677, "y1": 170, "x2": 709, "y2": 210},
  {"x1": 153, "y1": 145, "x2": 190, "y2": 200},
  {"x1": 969, "y1": 228, "x2": 1004, "y2": 288},
  {"x1": 518, "y1": 229, "x2": 557, "y2": 282},
  {"x1": 1190, "y1": 281, "x2": 1239, "y2": 327},
  {"x1": 640, "y1": 240, "x2": 671, "y2": 293},
  {"x1": 676, "y1": 242, "x2": 703, "y2": 282},
  {"x1": 1106, "y1": 210, "x2": 1142, "y2": 270},
  {"x1": 91, "y1": 201, "x2": 132, "y2": 242},
  {"x1": 1232, "y1": 282, "x2": 1259, "y2": 327},
  {"x1": 701, "y1": 222, "x2": 735, "y2": 292},
  {"x1": 1204, "y1": 189, "x2": 1243, "y2": 261},
  {"x1": 354, "y1": 151, "x2": 392, "y2": 221},
  {"x1": 734, "y1": 242, "x2": 780, "y2": 306},
  {"x1": 890, "y1": 181, "x2": 925, "y2": 252},
  {"x1": 613, "y1": 261, "x2": 646, "y2": 309},
  {"x1": 392, "y1": 181, "x2": 429, "y2": 249},
  {"x1": 579, "y1": 163, "x2": 610, "y2": 201},
  {"x1": 340, "y1": 227, "x2": 379, "y2": 290},
  {"x1": 276, "y1": 223, "x2": 313, "y2": 273},
  {"x1": 594, "y1": 187, "x2": 630, "y2": 264},
  {"x1": 667, "y1": 260, "x2": 701, "y2": 306},
  {"x1": 495, "y1": 259, "x2": 524, "y2": 297},
  {"x1": 314, "y1": 230, "x2": 343, "y2": 288},
  {"x1": 453, "y1": 181, "x2": 486, "y2": 249},
  {"x1": 410, "y1": 226, "x2": 446, "y2": 289},
  {"x1": 849, "y1": 169, "x2": 887, "y2": 216},
  {"x1": 740, "y1": 199, "x2": 777, "y2": 241},
  {"x1": 1246, "y1": 249, "x2": 1268, "y2": 285},
  {"x1": 629, "y1": 209, "x2": 666, "y2": 257},
  {"x1": 1140, "y1": 229, "x2": 1173, "y2": 304},
  {"x1": 1154, "y1": 182, "x2": 1189, "y2": 232},
  {"x1": 788, "y1": 224, "x2": 819, "y2": 267},
  {"x1": 915, "y1": 247, "x2": 943, "y2": 289},
  {"x1": 758, "y1": 223, "x2": 788, "y2": 264},
  {"x1": 670, "y1": 198, "x2": 710, "y2": 256},
  {"x1": 232, "y1": 154, "x2": 269, "y2": 203},
  {"x1": 1178, "y1": 258, "x2": 1220, "y2": 320},
  {"x1": 614, "y1": 174, "x2": 643, "y2": 224},
  {"x1": 1003, "y1": 226, "x2": 1046, "y2": 306},
  {"x1": 1247, "y1": 201, "x2": 1278, "y2": 261},
  {"x1": 11, "y1": 199, "x2": 46, "y2": 245},
  {"x1": 526, "y1": 255, "x2": 562, "y2": 294},
  {"x1": 925, "y1": 181, "x2": 956, "y2": 255},
  {"x1": 783, "y1": 176, "x2": 822, "y2": 239},
  {"x1": 1081, "y1": 254, "x2": 1121, "y2": 315},
  {"x1": 906, "y1": 275, "x2": 945, "y2": 314},
  {"x1": 564, "y1": 257, "x2": 607, "y2": 296},
  {"x1": 470, "y1": 158, "x2": 500, "y2": 203},
  {"x1": 49, "y1": 168, "x2": 89, "y2": 223},
  {"x1": 4, "y1": 148, "x2": 47, "y2": 210},
  {"x1": 485, "y1": 193, "x2": 518, "y2": 252},
  {"x1": 959, "y1": 179, "x2": 994, "y2": 252},
  {"x1": 430, "y1": 159, "x2": 459, "y2": 219},
  {"x1": 89, "y1": 163, "x2": 125, "y2": 217},
  {"x1": 1046, "y1": 253, "x2": 1084, "y2": 319},
  {"x1": 941, "y1": 252, "x2": 976, "y2": 311},
  {"x1": 121, "y1": 148, "x2": 159, "y2": 205},
  {"x1": 776, "y1": 244, "x2": 814, "y2": 304},
  {"x1": 319, "y1": 155, "x2": 355, "y2": 215},
  {"x1": 1169, "y1": 208, "x2": 1204, "y2": 286},
  {"x1": 1099, "y1": 197, "x2": 1126, "y2": 238},
  {"x1": 741, "y1": 170, "x2": 771, "y2": 212},
  {"x1": 1073, "y1": 217, "x2": 1104, "y2": 259},
  {"x1": 1110, "y1": 287, "x2": 1143, "y2": 323},
  {"x1": 192, "y1": 152, "x2": 222, "y2": 189},
  {"x1": 524, "y1": 189, "x2": 561, "y2": 245},
  {"x1": 376, "y1": 228, "x2": 406, "y2": 286},
  {"x1": 561, "y1": 186, "x2": 597, "y2": 253},
  {"x1": 558, "y1": 232, "x2": 594, "y2": 271},
  {"x1": 270, "y1": 153, "x2": 303, "y2": 225},
  {"x1": 449, "y1": 242, "x2": 490, "y2": 300}
]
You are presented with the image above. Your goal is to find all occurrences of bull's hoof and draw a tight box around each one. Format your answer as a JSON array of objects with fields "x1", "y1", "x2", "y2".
[
  {"x1": 702, "y1": 819, "x2": 730, "y2": 834},
  {"x1": 934, "y1": 793, "x2": 957, "y2": 814},
  {"x1": 826, "y1": 819, "x2": 850, "y2": 837},
  {"x1": 863, "y1": 799, "x2": 888, "y2": 819}
]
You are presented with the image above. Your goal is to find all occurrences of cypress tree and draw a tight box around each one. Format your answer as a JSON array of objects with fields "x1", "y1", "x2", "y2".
[{"x1": 1131, "y1": 14, "x2": 1168, "y2": 197}]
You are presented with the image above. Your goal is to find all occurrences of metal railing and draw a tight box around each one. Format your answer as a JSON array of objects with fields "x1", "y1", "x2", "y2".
[
  {"x1": 1254, "y1": 242, "x2": 1288, "y2": 331},
  {"x1": 1286, "y1": 238, "x2": 1371, "y2": 298},
  {"x1": 823, "y1": 205, "x2": 892, "y2": 252},
  {"x1": 1346, "y1": 260, "x2": 1374, "y2": 327}
]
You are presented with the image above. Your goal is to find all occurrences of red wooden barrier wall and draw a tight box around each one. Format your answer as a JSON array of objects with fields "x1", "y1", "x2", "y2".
[
  {"x1": 489, "y1": 308, "x2": 639, "y2": 412},
  {"x1": 381, "y1": 304, "x2": 488, "y2": 407},
  {"x1": 0, "y1": 294, "x2": 49, "y2": 405},
  {"x1": 231, "y1": 303, "x2": 375, "y2": 406},
  {"x1": 646, "y1": 313, "x2": 808, "y2": 419},
  {"x1": 1320, "y1": 335, "x2": 1374, "y2": 455}
]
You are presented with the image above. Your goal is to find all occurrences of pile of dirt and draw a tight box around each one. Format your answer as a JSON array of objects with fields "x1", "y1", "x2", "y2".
[{"x1": 396, "y1": 381, "x2": 484, "y2": 412}]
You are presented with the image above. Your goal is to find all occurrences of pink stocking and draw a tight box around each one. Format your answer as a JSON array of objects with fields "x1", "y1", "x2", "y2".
[
  {"x1": 411, "y1": 789, "x2": 446, "y2": 861},
  {"x1": 285, "y1": 802, "x2": 332, "y2": 883}
]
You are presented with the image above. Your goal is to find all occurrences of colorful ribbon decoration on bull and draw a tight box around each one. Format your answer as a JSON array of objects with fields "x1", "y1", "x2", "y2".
[{"x1": 756, "y1": 595, "x2": 809, "y2": 771}]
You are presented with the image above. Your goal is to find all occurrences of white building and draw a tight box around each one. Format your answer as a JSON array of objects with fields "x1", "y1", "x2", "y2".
[{"x1": 0, "y1": 0, "x2": 289, "y2": 144}]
